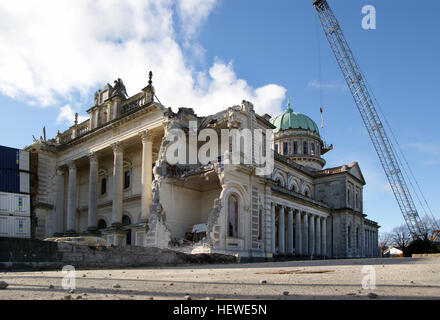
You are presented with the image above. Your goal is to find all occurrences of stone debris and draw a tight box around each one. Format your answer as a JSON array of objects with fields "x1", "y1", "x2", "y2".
[
  {"x1": 49, "y1": 285, "x2": 54, "y2": 289},
  {"x1": 76, "y1": 296, "x2": 83, "y2": 300},
  {"x1": 69, "y1": 289, "x2": 75, "y2": 294},
  {"x1": 368, "y1": 292, "x2": 378, "y2": 299},
  {"x1": 64, "y1": 295, "x2": 72, "y2": 300},
  {"x1": 184, "y1": 295, "x2": 192, "y2": 300},
  {"x1": 169, "y1": 283, "x2": 174, "y2": 286},
  {"x1": 113, "y1": 284, "x2": 121, "y2": 289},
  {"x1": 282, "y1": 291, "x2": 289, "y2": 296},
  {"x1": 82, "y1": 274, "x2": 87, "y2": 278},
  {"x1": 260, "y1": 280, "x2": 267, "y2": 284},
  {"x1": 0, "y1": 281, "x2": 8, "y2": 290}
]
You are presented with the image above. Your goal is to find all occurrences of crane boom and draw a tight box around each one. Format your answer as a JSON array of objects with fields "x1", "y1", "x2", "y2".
[{"x1": 313, "y1": 0, "x2": 426, "y2": 238}]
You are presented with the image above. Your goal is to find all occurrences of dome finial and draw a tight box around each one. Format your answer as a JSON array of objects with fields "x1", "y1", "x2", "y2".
[{"x1": 285, "y1": 98, "x2": 293, "y2": 113}]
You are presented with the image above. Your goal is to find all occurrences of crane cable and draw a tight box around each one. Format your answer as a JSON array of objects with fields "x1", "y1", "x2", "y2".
[{"x1": 315, "y1": 13, "x2": 327, "y2": 142}]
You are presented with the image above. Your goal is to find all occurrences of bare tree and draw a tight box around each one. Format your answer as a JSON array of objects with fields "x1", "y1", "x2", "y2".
[
  {"x1": 379, "y1": 232, "x2": 392, "y2": 256},
  {"x1": 391, "y1": 224, "x2": 412, "y2": 256},
  {"x1": 421, "y1": 215, "x2": 440, "y2": 238}
]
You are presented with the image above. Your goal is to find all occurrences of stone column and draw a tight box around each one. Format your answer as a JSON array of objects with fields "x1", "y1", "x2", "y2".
[
  {"x1": 271, "y1": 202, "x2": 276, "y2": 254},
  {"x1": 111, "y1": 142, "x2": 124, "y2": 227},
  {"x1": 316, "y1": 216, "x2": 321, "y2": 257},
  {"x1": 322, "y1": 218, "x2": 327, "y2": 257},
  {"x1": 295, "y1": 211, "x2": 302, "y2": 256},
  {"x1": 303, "y1": 212, "x2": 309, "y2": 256},
  {"x1": 309, "y1": 214, "x2": 315, "y2": 257},
  {"x1": 287, "y1": 208, "x2": 294, "y2": 255},
  {"x1": 140, "y1": 131, "x2": 153, "y2": 221},
  {"x1": 136, "y1": 131, "x2": 154, "y2": 246},
  {"x1": 54, "y1": 168, "x2": 65, "y2": 236},
  {"x1": 87, "y1": 153, "x2": 99, "y2": 234},
  {"x1": 278, "y1": 206, "x2": 285, "y2": 255},
  {"x1": 66, "y1": 161, "x2": 77, "y2": 235},
  {"x1": 103, "y1": 142, "x2": 127, "y2": 246}
]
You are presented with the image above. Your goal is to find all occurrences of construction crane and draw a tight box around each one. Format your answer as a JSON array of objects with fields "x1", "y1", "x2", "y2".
[{"x1": 312, "y1": 0, "x2": 432, "y2": 239}]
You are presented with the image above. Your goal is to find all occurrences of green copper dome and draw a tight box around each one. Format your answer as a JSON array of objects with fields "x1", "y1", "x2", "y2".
[{"x1": 271, "y1": 100, "x2": 320, "y2": 135}]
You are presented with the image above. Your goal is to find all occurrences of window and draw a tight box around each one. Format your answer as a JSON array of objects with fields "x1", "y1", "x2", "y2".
[
  {"x1": 274, "y1": 144, "x2": 279, "y2": 154},
  {"x1": 98, "y1": 219, "x2": 107, "y2": 230},
  {"x1": 101, "y1": 178, "x2": 107, "y2": 195},
  {"x1": 124, "y1": 171, "x2": 131, "y2": 189},
  {"x1": 122, "y1": 215, "x2": 132, "y2": 245},
  {"x1": 305, "y1": 190, "x2": 310, "y2": 198},
  {"x1": 283, "y1": 142, "x2": 289, "y2": 156},
  {"x1": 356, "y1": 227, "x2": 359, "y2": 249},
  {"x1": 293, "y1": 141, "x2": 298, "y2": 155},
  {"x1": 303, "y1": 142, "x2": 308, "y2": 155},
  {"x1": 311, "y1": 143, "x2": 315, "y2": 156},
  {"x1": 258, "y1": 208, "x2": 263, "y2": 240},
  {"x1": 348, "y1": 226, "x2": 352, "y2": 248},
  {"x1": 228, "y1": 195, "x2": 239, "y2": 238},
  {"x1": 347, "y1": 189, "x2": 351, "y2": 206}
]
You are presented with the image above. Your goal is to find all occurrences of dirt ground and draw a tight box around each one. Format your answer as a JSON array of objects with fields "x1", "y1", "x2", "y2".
[{"x1": 0, "y1": 257, "x2": 439, "y2": 300}]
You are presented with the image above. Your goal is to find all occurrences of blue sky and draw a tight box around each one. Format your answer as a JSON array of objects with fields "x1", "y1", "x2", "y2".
[{"x1": 0, "y1": 0, "x2": 438, "y2": 233}]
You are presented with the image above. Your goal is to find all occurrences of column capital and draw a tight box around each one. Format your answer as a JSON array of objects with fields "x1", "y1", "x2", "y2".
[
  {"x1": 67, "y1": 161, "x2": 77, "y2": 170},
  {"x1": 111, "y1": 142, "x2": 124, "y2": 153},
  {"x1": 88, "y1": 152, "x2": 99, "y2": 164},
  {"x1": 139, "y1": 130, "x2": 153, "y2": 143}
]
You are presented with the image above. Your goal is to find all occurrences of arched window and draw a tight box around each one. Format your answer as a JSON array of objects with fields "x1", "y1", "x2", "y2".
[
  {"x1": 293, "y1": 141, "x2": 298, "y2": 155},
  {"x1": 311, "y1": 143, "x2": 315, "y2": 156},
  {"x1": 228, "y1": 195, "x2": 239, "y2": 238},
  {"x1": 98, "y1": 219, "x2": 107, "y2": 230},
  {"x1": 274, "y1": 144, "x2": 279, "y2": 154},
  {"x1": 305, "y1": 190, "x2": 310, "y2": 198}
]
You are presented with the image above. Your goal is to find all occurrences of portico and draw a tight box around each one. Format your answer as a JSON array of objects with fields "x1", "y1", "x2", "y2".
[{"x1": 270, "y1": 200, "x2": 328, "y2": 258}]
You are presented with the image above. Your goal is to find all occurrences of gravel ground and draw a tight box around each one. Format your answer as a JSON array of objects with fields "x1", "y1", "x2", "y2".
[{"x1": 0, "y1": 257, "x2": 439, "y2": 300}]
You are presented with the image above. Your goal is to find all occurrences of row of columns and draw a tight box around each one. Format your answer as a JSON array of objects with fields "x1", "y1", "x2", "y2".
[
  {"x1": 365, "y1": 229, "x2": 378, "y2": 257},
  {"x1": 54, "y1": 130, "x2": 154, "y2": 242},
  {"x1": 271, "y1": 203, "x2": 328, "y2": 257}
]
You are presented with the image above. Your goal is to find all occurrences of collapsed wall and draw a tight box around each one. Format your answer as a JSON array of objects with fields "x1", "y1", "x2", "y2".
[{"x1": 145, "y1": 108, "x2": 227, "y2": 250}]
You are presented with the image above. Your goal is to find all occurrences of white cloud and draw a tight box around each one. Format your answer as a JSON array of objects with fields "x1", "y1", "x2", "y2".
[
  {"x1": 406, "y1": 142, "x2": 440, "y2": 155},
  {"x1": 177, "y1": 0, "x2": 218, "y2": 38},
  {"x1": 0, "y1": 0, "x2": 285, "y2": 125},
  {"x1": 308, "y1": 80, "x2": 347, "y2": 92},
  {"x1": 56, "y1": 104, "x2": 88, "y2": 126}
]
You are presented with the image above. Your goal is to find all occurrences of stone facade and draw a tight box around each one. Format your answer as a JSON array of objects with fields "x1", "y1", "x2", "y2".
[{"x1": 26, "y1": 76, "x2": 380, "y2": 259}]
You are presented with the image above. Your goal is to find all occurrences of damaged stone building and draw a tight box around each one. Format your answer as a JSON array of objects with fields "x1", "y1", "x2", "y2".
[{"x1": 27, "y1": 75, "x2": 380, "y2": 259}]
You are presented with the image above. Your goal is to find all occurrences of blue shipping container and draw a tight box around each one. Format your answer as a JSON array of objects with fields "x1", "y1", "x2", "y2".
[
  {"x1": 0, "y1": 145, "x2": 20, "y2": 171},
  {"x1": 0, "y1": 169, "x2": 20, "y2": 194}
]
